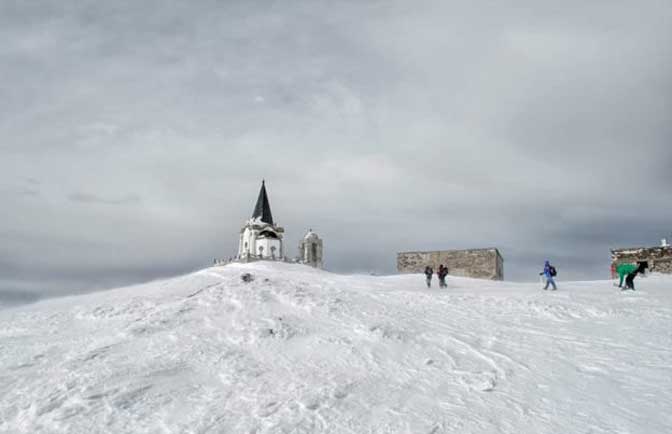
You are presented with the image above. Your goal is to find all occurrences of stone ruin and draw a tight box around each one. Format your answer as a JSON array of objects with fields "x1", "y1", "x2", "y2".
[
  {"x1": 397, "y1": 248, "x2": 504, "y2": 280},
  {"x1": 611, "y1": 240, "x2": 672, "y2": 276}
]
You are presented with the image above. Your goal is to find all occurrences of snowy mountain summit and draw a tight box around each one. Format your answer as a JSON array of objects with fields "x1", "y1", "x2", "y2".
[{"x1": 1, "y1": 262, "x2": 671, "y2": 433}]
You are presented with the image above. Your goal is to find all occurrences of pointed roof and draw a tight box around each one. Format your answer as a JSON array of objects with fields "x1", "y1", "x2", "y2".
[{"x1": 251, "y1": 180, "x2": 274, "y2": 225}]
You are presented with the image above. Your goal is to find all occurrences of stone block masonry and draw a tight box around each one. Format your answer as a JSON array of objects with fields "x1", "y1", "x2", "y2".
[
  {"x1": 397, "y1": 248, "x2": 504, "y2": 280},
  {"x1": 611, "y1": 246, "x2": 672, "y2": 276}
]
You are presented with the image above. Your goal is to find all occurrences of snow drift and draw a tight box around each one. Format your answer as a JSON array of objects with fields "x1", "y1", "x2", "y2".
[{"x1": 1, "y1": 262, "x2": 671, "y2": 433}]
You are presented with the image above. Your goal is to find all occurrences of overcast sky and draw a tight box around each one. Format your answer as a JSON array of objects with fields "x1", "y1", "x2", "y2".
[{"x1": 1, "y1": 0, "x2": 671, "y2": 304}]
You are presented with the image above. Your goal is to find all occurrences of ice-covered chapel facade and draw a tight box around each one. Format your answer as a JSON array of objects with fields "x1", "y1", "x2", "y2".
[
  {"x1": 235, "y1": 181, "x2": 324, "y2": 268},
  {"x1": 237, "y1": 181, "x2": 285, "y2": 261}
]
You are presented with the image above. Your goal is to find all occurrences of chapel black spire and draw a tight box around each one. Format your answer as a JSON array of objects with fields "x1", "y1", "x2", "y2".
[{"x1": 252, "y1": 180, "x2": 274, "y2": 225}]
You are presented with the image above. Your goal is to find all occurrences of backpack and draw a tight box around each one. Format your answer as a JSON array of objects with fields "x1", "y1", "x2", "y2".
[{"x1": 549, "y1": 266, "x2": 557, "y2": 277}]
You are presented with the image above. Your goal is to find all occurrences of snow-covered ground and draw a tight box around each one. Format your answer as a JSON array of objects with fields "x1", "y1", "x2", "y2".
[{"x1": 1, "y1": 262, "x2": 671, "y2": 434}]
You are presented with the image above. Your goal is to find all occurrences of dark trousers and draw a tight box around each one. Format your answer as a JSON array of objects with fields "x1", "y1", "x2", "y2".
[{"x1": 625, "y1": 273, "x2": 637, "y2": 290}]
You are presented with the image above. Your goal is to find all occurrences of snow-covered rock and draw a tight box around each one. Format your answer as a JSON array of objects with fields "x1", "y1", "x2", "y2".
[{"x1": 1, "y1": 262, "x2": 671, "y2": 433}]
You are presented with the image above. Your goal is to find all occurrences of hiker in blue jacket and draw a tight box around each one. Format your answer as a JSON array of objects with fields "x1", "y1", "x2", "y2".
[{"x1": 540, "y1": 260, "x2": 557, "y2": 290}]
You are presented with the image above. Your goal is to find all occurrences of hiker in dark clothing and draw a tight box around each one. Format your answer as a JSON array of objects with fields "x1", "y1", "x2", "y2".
[
  {"x1": 424, "y1": 266, "x2": 434, "y2": 288},
  {"x1": 624, "y1": 262, "x2": 647, "y2": 291},
  {"x1": 437, "y1": 264, "x2": 448, "y2": 288}
]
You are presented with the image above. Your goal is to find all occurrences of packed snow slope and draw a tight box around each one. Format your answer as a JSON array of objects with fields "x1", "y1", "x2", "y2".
[{"x1": 1, "y1": 262, "x2": 671, "y2": 434}]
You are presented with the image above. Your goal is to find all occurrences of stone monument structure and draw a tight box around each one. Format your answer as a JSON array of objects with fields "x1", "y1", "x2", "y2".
[{"x1": 299, "y1": 229, "x2": 323, "y2": 269}]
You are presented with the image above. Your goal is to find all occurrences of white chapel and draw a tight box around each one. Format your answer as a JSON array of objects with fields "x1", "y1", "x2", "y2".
[
  {"x1": 234, "y1": 181, "x2": 324, "y2": 267},
  {"x1": 237, "y1": 181, "x2": 285, "y2": 261}
]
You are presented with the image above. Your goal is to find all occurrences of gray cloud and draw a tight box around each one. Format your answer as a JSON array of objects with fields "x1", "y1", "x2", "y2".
[
  {"x1": 68, "y1": 192, "x2": 141, "y2": 205},
  {"x1": 1, "y1": 0, "x2": 671, "y2": 303},
  {"x1": 18, "y1": 188, "x2": 40, "y2": 197}
]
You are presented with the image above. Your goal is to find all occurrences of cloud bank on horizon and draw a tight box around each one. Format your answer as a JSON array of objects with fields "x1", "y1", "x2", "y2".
[{"x1": 1, "y1": 0, "x2": 671, "y2": 299}]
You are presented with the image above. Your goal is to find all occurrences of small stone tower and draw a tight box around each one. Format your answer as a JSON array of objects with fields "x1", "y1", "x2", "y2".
[{"x1": 299, "y1": 229, "x2": 323, "y2": 269}]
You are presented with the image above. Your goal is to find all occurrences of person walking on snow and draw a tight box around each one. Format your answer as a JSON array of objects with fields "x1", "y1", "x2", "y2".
[
  {"x1": 424, "y1": 266, "x2": 434, "y2": 288},
  {"x1": 437, "y1": 264, "x2": 448, "y2": 288},
  {"x1": 540, "y1": 260, "x2": 557, "y2": 290}
]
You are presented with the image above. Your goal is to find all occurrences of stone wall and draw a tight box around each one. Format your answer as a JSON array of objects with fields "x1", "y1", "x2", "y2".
[
  {"x1": 611, "y1": 246, "x2": 672, "y2": 275},
  {"x1": 397, "y1": 248, "x2": 504, "y2": 280}
]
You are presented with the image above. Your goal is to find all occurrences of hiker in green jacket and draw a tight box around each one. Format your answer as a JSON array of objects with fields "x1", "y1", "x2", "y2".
[
  {"x1": 616, "y1": 262, "x2": 647, "y2": 288},
  {"x1": 616, "y1": 263, "x2": 637, "y2": 288}
]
